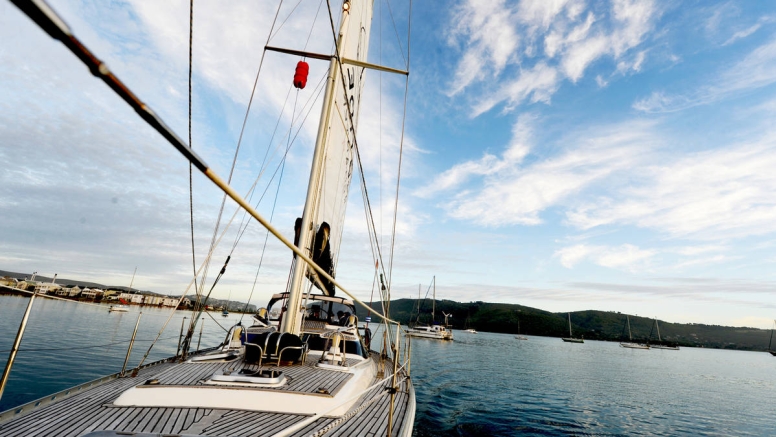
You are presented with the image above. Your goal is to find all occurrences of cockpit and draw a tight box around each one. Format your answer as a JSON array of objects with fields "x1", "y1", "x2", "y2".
[{"x1": 251, "y1": 293, "x2": 370, "y2": 359}]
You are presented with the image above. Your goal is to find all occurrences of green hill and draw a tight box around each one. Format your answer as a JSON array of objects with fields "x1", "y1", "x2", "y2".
[{"x1": 356, "y1": 299, "x2": 773, "y2": 351}]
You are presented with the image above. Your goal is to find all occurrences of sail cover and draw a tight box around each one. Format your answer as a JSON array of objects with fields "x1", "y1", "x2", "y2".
[{"x1": 307, "y1": 0, "x2": 373, "y2": 295}]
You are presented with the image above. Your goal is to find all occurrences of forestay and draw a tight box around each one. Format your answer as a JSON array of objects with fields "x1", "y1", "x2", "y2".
[{"x1": 304, "y1": 0, "x2": 373, "y2": 296}]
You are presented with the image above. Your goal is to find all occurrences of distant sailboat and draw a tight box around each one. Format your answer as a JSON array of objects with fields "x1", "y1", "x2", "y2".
[
  {"x1": 620, "y1": 315, "x2": 649, "y2": 349},
  {"x1": 768, "y1": 320, "x2": 776, "y2": 356},
  {"x1": 650, "y1": 318, "x2": 679, "y2": 350},
  {"x1": 406, "y1": 276, "x2": 454, "y2": 340},
  {"x1": 222, "y1": 290, "x2": 230, "y2": 317},
  {"x1": 464, "y1": 311, "x2": 477, "y2": 334},
  {"x1": 561, "y1": 313, "x2": 583, "y2": 343},
  {"x1": 110, "y1": 267, "x2": 135, "y2": 313},
  {"x1": 514, "y1": 316, "x2": 527, "y2": 341}
]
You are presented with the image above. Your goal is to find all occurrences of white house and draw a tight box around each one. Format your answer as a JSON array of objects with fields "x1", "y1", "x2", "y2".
[
  {"x1": 161, "y1": 297, "x2": 179, "y2": 307},
  {"x1": 0, "y1": 276, "x2": 19, "y2": 287},
  {"x1": 55, "y1": 286, "x2": 81, "y2": 297},
  {"x1": 35, "y1": 283, "x2": 62, "y2": 294},
  {"x1": 81, "y1": 288, "x2": 104, "y2": 300}
]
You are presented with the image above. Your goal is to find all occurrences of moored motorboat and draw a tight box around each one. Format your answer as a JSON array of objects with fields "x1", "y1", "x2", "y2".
[
  {"x1": 407, "y1": 324, "x2": 453, "y2": 340},
  {"x1": 108, "y1": 304, "x2": 129, "y2": 313}
]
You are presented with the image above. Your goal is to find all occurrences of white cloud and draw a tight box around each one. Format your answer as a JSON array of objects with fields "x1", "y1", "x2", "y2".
[
  {"x1": 446, "y1": 0, "x2": 520, "y2": 96},
  {"x1": 447, "y1": 0, "x2": 658, "y2": 116},
  {"x1": 555, "y1": 243, "x2": 656, "y2": 270},
  {"x1": 472, "y1": 62, "x2": 560, "y2": 117},
  {"x1": 555, "y1": 244, "x2": 596, "y2": 268},
  {"x1": 675, "y1": 245, "x2": 726, "y2": 256},
  {"x1": 421, "y1": 118, "x2": 656, "y2": 226},
  {"x1": 415, "y1": 114, "x2": 535, "y2": 198},
  {"x1": 567, "y1": 139, "x2": 776, "y2": 240},
  {"x1": 722, "y1": 23, "x2": 761, "y2": 46},
  {"x1": 634, "y1": 37, "x2": 776, "y2": 113}
]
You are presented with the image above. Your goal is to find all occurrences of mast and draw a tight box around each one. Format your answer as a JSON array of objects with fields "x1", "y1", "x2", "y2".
[
  {"x1": 416, "y1": 284, "x2": 420, "y2": 326},
  {"x1": 568, "y1": 313, "x2": 572, "y2": 337},
  {"x1": 627, "y1": 315, "x2": 633, "y2": 341},
  {"x1": 128, "y1": 266, "x2": 137, "y2": 292},
  {"x1": 656, "y1": 319, "x2": 662, "y2": 342},
  {"x1": 432, "y1": 276, "x2": 436, "y2": 322},
  {"x1": 282, "y1": 0, "x2": 372, "y2": 335}
]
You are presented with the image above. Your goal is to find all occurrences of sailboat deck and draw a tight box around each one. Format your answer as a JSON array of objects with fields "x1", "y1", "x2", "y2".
[
  {"x1": 0, "y1": 355, "x2": 414, "y2": 437},
  {"x1": 150, "y1": 359, "x2": 358, "y2": 395}
]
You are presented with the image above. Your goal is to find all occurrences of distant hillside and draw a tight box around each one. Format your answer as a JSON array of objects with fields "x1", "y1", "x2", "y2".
[
  {"x1": 0, "y1": 269, "x2": 158, "y2": 294},
  {"x1": 0, "y1": 270, "x2": 256, "y2": 312},
  {"x1": 357, "y1": 298, "x2": 773, "y2": 352}
]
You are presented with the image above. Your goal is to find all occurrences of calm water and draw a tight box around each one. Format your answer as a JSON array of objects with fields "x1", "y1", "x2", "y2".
[
  {"x1": 0, "y1": 295, "x2": 231, "y2": 412},
  {"x1": 2, "y1": 296, "x2": 775, "y2": 436},
  {"x1": 411, "y1": 331, "x2": 776, "y2": 436}
]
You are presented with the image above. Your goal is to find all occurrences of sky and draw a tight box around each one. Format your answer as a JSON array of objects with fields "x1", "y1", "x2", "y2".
[{"x1": 2, "y1": 0, "x2": 776, "y2": 329}]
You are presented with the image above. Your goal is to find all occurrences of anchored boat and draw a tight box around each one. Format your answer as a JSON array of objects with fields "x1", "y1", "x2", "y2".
[
  {"x1": 561, "y1": 312, "x2": 584, "y2": 343},
  {"x1": 1, "y1": 0, "x2": 416, "y2": 435},
  {"x1": 406, "y1": 277, "x2": 453, "y2": 341},
  {"x1": 620, "y1": 315, "x2": 649, "y2": 350},
  {"x1": 649, "y1": 318, "x2": 679, "y2": 350}
]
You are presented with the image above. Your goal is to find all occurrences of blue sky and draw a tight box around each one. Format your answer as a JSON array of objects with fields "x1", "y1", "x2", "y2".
[{"x1": 2, "y1": 0, "x2": 776, "y2": 329}]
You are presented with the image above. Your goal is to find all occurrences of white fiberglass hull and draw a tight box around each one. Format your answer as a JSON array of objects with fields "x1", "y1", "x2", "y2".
[
  {"x1": 620, "y1": 342, "x2": 650, "y2": 349},
  {"x1": 406, "y1": 330, "x2": 453, "y2": 340}
]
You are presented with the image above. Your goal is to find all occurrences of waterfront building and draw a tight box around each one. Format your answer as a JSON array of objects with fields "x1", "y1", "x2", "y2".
[
  {"x1": 81, "y1": 288, "x2": 104, "y2": 300},
  {"x1": 0, "y1": 276, "x2": 19, "y2": 287},
  {"x1": 55, "y1": 286, "x2": 82, "y2": 297}
]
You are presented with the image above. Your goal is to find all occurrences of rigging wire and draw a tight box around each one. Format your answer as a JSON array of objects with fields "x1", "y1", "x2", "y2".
[
  {"x1": 193, "y1": 0, "x2": 286, "y2": 304},
  {"x1": 322, "y1": 0, "x2": 388, "y2": 282},
  {"x1": 9, "y1": 0, "x2": 408, "y2": 371},
  {"x1": 0, "y1": 336, "x2": 179, "y2": 354},
  {"x1": 229, "y1": 85, "x2": 294, "y2": 252},
  {"x1": 185, "y1": 0, "x2": 331, "y2": 340},
  {"x1": 188, "y1": 0, "x2": 285, "y2": 334},
  {"x1": 188, "y1": 0, "x2": 198, "y2": 297},
  {"x1": 324, "y1": 0, "x2": 414, "y2": 311},
  {"x1": 178, "y1": 70, "x2": 328, "y2": 351},
  {"x1": 229, "y1": 71, "x2": 328, "y2": 253},
  {"x1": 268, "y1": 0, "x2": 304, "y2": 43},
  {"x1": 322, "y1": 0, "x2": 413, "y2": 351},
  {"x1": 238, "y1": 89, "x2": 304, "y2": 321},
  {"x1": 384, "y1": 0, "x2": 407, "y2": 67},
  {"x1": 239, "y1": 155, "x2": 286, "y2": 321},
  {"x1": 386, "y1": 0, "x2": 413, "y2": 294}
]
